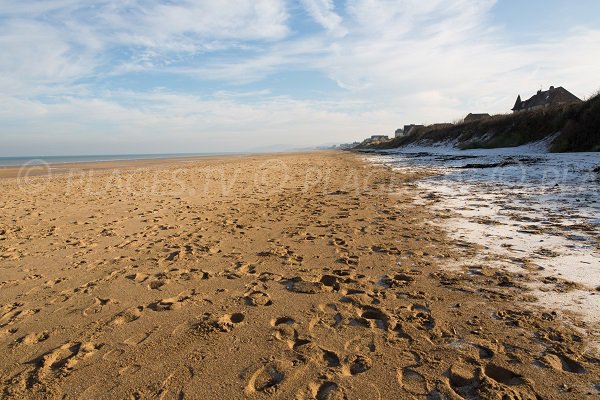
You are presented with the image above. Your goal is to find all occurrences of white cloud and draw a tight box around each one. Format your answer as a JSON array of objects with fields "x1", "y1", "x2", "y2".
[
  {"x1": 301, "y1": 0, "x2": 347, "y2": 37},
  {"x1": 182, "y1": 37, "x2": 330, "y2": 84},
  {"x1": 0, "y1": 18, "x2": 99, "y2": 95},
  {"x1": 1, "y1": 91, "x2": 391, "y2": 155},
  {"x1": 109, "y1": 1, "x2": 290, "y2": 50},
  {"x1": 0, "y1": 0, "x2": 291, "y2": 95}
]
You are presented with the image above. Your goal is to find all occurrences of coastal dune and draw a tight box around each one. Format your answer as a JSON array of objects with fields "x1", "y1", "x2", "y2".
[{"x1": 1, "y1": 152, "x2": 598, "y2": 399}]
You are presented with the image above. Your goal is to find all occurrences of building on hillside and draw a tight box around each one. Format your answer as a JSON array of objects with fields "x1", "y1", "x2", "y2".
[
  {"x1": 370, "y1": 135, "x2": 389, "y2": 141},
  {"x1": 394, "y1": 128, "x2": 405, "y2": 138},
  {"x1": 403, "y1": 124, "x2": 424, "y2": 136},
  {"x1": 364, "y1": 135, "x2": 389, "y2": 144},
  {"x1": 464, "y1": 113, "x2": 490, "y2": 122},
  {"x1": 511, "y1": 86, "x2": 581, "y2": 113}
]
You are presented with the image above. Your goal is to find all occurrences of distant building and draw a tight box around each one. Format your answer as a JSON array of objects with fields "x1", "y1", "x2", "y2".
[
  {"x1": 394, "y1": 128, "x2": 405, "y2": 138},
  {"x1": 464, "y1": 113, "x2": 490, "y2": 122},
  {"x1": 364, "y1": 135, "x2": 389, "y2": 144},
  {"x1": 512, "y1": 86, "x2": 582, "y2": 113},
  {"x1": 403, "y1": 124, "x2": 424, "y2": 135}
]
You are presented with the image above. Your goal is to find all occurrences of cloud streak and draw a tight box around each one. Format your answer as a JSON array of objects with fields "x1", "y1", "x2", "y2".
[{"x1": 301, "y1": 0, "x2": 347, "y2": 37}]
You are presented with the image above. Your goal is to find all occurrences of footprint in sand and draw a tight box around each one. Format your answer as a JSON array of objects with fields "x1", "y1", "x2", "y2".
[
  {"x1": 174, "y1": 268, "x2": 210, "y2": 281},
  {"x1": 271, "y1": 317, "x2": 299, "y2": 344},
  {"x1": 146, "y1": 280, "x2": 167, "y2": 290},
  {"x1": 235, "y1": 261, "x2": 257, "y2": 275},
  {"x1": 200, "y1": 312, "x2": 247, "y2": 333},
  {"x1": 250, "y1": 365, "x2": 284, "y2": 394},
  {"x1": 342, "y1": 354, "x2": 372, "y2": 376},
  {"x1": 126, "y1": 272, "x2": 149, "y2": 283},
  {"x1": 271, "y1": 318, "x2": 317, "y2": 356},
  {"x1": 0, "y1": 303, "x2": 39, "y2": 327},
  {"x1": 150, "y1": 291, "x2": 199, "y2": 311},
  {"x1": 448, "y1": 361, "x2": 478, "y2": 395},
  {"x1": 319, "y1": 275, "x2": 341, "y2": 291},
  {"x1": 539, "y1": 353, "x2": 587, "y2": 374},
  {"x1": 313, "y1": 381, "x2": 343, "y2": 400},
  {"x1": 343, "y1": 335, "x2": 377, "y2": 355},
  {"x1": 291, "y1": 337, "x2": 314, "y2": 354},
  {"x1": 358, "y1": 306, "x2": 390, "y2": 330},
  {"x1": 245, "y1": 290, "x2": 272, "y2": 306},
  {"x1": 271, "y1": 316, "x2": 296, "y2": 327},
  {"x1": 337, "y1": 255, "x2": 359, "y2": 266},
  {"x1": 397, "y1": 367, "x2": 428, "y2": 395},
  {"x1": 475, "y1": 343, "x2": 495, "y2": 359},
  {"x1": 382, "y1": 272, "x2": 415, "y2": 287},
  {"x1": 221, "y1": 312, "x2": 245, "y2": 324},
  {"x1": 17, "y1": 331, "x2": 50, "y2": 346},
  {"x1": 321, "y1": 349, "x2": 341, "y2": 368},
  {"x1": 151, "y1": 296, "x2": 186, "y2": 311},
  {"x1": 483, "y1": 364, "x2": 525, "y2": 385},
  {"x1": 310, "y1": 304, "x2": 343, "y2": 333},
  {"x1": 102, "y1": 347, "x2": 125, "y2": 361},
  {"x1": 287, "y1": 279, "x2": 326, "y2": 294},
  {"x1": 191, "y1": 310, "x2": 244, "y2": 334},
  {"x1": 110, "y1": 306, "x2": 143, "y2": 326},
  {"x1": 333, "y1": 237, "x2": 347, "y2": 247},
  {"x1": 397, "y1": 304, "x2": 436, "y2": 331},
  {"x1": 392, "y1": 321, "x2": 415, "y2": 342},
  {"x1": 43, "y1": 278, "x2": 64, "y2": 288},
  {"x1": 82, "y1": 297, "x2": 116, "y2": 316},
  {"x1": 38, "y1": 341, "x2": 100, "y2": 379},
  {"x1": 244, "y1": 360, "x2": 293, "y2": 396},
  {"x1": 124, "y1": 327, "x2": 157, "y2": 346}
]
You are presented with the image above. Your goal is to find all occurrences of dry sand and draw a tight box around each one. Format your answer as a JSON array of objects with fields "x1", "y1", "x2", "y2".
[{"x1": 0, "y1": 151, "x2": 598, "y2": 399}]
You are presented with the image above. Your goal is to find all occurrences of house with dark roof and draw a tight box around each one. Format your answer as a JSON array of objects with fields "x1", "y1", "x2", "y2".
[
  {"x1": 512, "y1": 86, "x2": 581, "y2": 113},
  {"x1": 464, "y1": 113, "x2": 490, "y2": 122}
]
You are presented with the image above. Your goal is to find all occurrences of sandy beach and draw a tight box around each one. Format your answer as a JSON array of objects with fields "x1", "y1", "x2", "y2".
[{"x1": 1, "y1": 151, "x2": 599, "y2": 399}]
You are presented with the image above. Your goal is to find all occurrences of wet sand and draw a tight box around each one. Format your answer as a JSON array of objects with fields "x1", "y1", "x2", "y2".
[{"x1": 1, "y1": 151, "x2": 599, "y2": 399}]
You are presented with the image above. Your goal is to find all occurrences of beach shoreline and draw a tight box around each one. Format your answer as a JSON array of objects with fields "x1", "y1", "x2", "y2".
[
  {"x1": 0, "y1": 152, "x2": 284, "y2": 179},
  {"x1": 1, "y1": 151, "x2": 599, "y2": 399}
]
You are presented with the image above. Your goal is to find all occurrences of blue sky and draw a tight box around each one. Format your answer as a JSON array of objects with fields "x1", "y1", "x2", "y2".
[{"x1": 1, "y1": 0, "x2": 599, "y2": 156}]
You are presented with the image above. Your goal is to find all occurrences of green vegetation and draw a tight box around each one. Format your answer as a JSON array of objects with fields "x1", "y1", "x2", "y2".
[{"x1": 356, "y1": 93, "x2": 600, "y2": 152}]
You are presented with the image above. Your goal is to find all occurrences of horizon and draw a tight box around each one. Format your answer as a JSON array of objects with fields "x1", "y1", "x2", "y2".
[
  {"x1": 0, "y1": 145, "x2": 334, "y2": 164},
  {"x1": 2, "y1": 0, "x2": 600, "y2": 157},
  {"x1": 0, "y1": 147, "x2": 317, "y2": 160}
]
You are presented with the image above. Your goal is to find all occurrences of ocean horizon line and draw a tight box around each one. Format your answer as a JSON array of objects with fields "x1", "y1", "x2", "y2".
[{"x1": 0, "y1": 152, "x2": 248, "y2": 167}]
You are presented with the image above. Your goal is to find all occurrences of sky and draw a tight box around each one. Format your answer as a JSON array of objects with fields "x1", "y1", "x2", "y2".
[{"x1": 1, "y1": 0, "x2": 600, "y2": 156}]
